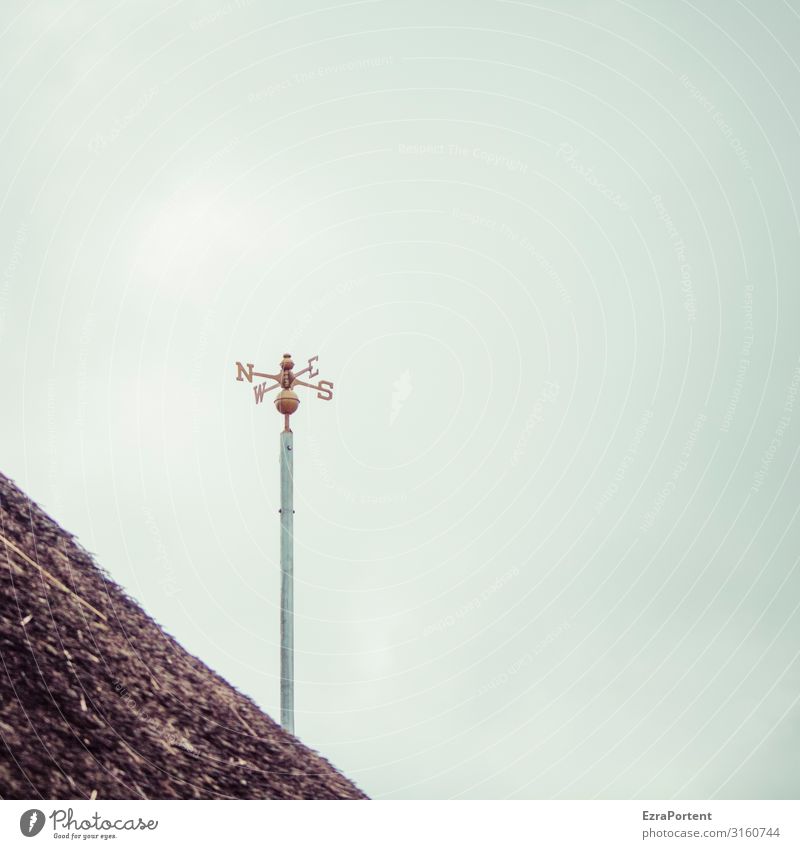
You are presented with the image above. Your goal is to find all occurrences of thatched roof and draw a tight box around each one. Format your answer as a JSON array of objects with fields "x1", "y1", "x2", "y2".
[{"x1": 0, "y1": 472, "x2": 366, "y2": 800}]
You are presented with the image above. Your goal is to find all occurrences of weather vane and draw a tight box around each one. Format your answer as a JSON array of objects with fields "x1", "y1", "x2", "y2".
[
  {"x1": 234, "y1": 353, "x2": 334, "y2": 734},
  {"x1": 235, "y1": 353, "x2": 334, "y2": 430}
]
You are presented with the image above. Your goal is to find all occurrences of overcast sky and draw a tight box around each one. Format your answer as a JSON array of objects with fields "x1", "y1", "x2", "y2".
[{"x1": 2, "y1": 0, "x2": 800, "y2": 800}]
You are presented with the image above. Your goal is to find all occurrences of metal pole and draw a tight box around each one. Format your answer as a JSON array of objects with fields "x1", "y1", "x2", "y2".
[
  {"x1": 279, "y1": 428, "x2": 294, "y2": 733},
  {"x1": 235, "y1": 353, "x2": 333, "y2": 733}
]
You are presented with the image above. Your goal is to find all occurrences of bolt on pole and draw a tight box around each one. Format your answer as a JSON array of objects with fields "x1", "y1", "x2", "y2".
[{"x1": 234, "y1": 352, "x2": 334, "y2": 735}]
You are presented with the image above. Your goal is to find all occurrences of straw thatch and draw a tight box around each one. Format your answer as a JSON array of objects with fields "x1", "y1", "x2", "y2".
[{"x1": 0, "y1": 472, "x2": 366, "y2": 800}]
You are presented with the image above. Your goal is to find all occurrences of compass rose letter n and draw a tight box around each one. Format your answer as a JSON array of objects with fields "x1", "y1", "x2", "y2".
[{"x1": 233, "y1": 353, "x2": 334, "y2": 735}]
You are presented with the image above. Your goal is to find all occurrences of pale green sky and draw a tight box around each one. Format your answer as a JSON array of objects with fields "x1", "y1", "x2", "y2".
[{"x1": 2, "y1": 0, "x2": 799, "y2": 799}]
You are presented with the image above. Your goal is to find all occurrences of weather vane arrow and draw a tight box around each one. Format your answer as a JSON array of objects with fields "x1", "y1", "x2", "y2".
[{"x1": 233, "y1": 352, "x2": 334, "y2": 735}]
